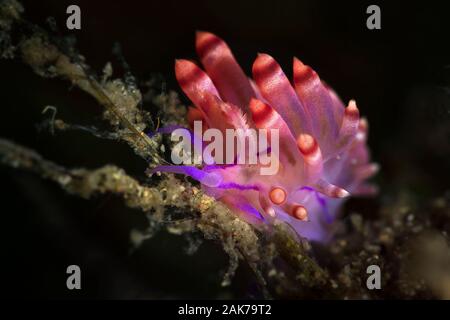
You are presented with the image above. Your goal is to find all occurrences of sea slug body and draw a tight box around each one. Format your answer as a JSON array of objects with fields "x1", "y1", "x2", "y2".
[{"x1": 155, "y1": 32, "x2": 378, "y2": 242}]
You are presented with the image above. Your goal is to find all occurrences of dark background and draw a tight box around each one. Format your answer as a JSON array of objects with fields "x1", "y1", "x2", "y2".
[{"x1": 0, "y1": 0, "x2": 449, "y2": 298}]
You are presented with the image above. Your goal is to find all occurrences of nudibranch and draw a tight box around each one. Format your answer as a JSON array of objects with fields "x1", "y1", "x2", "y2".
[{"x1": 155, "y1": 32, "x2": 378, "y2": 242}]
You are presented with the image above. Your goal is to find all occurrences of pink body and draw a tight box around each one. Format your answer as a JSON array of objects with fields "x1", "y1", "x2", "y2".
[{"x1": 156, "y1": 32, "x2": 377, "y2": 242}]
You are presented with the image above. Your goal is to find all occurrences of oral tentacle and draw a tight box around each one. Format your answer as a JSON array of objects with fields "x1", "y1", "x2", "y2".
[{"x1": 152, "y1": 165, "x2": 222, "y2": 187}]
